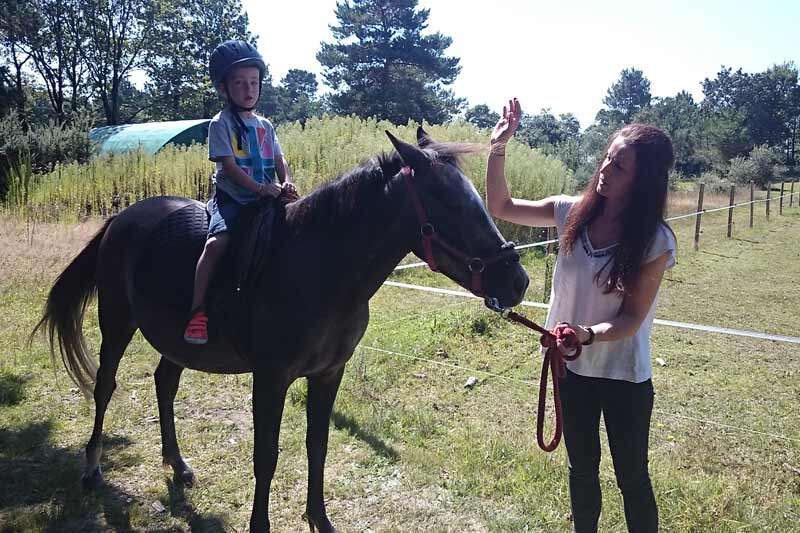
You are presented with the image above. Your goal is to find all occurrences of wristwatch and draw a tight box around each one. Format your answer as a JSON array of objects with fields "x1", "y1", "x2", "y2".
[{"x1": 581, "y1": 326, "x2": 595, "y2": 346}]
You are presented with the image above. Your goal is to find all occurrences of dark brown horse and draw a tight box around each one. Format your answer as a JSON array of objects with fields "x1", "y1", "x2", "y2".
[{"x1": 33, "y1": 129, "x2": 529, "y2": 532}]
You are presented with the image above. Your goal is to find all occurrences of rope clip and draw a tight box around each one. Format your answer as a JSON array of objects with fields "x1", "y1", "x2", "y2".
[{"x1": 484, "y1": 297, "x2": 511, "y2": 319}]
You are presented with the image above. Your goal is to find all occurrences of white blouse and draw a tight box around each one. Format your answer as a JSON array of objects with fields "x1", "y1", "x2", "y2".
[{"x1": 544, "y1": 195, "x2": 677, "y2": 383}]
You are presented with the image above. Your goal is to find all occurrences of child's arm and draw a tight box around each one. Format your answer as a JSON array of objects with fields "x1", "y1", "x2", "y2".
[
  {"x1": 219, "y1": 156, "x2": 281, "y2": 198},
  {"x1": 275, "y1": 156, "x2": 291, "y2": 184},
  {"x1": 271, "y1": 131, "x2": 298, "y2": 201}
]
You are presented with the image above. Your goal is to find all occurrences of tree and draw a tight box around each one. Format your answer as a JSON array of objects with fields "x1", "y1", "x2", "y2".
[
  {"x1": 755, "y1": 63, "x2": 799, "y2": 166},
  {"x1": 272, "y1": 69, "x2": 321, "y2": 126},
  {"x1": 559, "y1": 113, "x2": 580, "y2": 139},
  {"x1": 144, "y1": 0, "x2": 254, "y2": 121},
  {"x1": 80, "y1": 0, "x2": 157, "y2": 125},
  {"x1": 0, "y1": 0, "x2": 38, "y2": 123},
  {"x1": 701, "y1": 66, "x2": 751, "y2": 115},
  {"x1": 0, "y1": 66, "x2": 14, "y2": 116},
  {"x1": 602, "y1": 68, "x2": 651, "y2": 124},
  {"x1": 513, "y1": 109, "x2": 583, "y2": 172},
  {"x1": 23, "y1": 0, "x2": 87, "y2": 124},
  {"x1": 635, "y1": 91, "x2": 706, "y2": 175},
  {"x1": 518, "y1": 109, "x2": 561, "y2": 147},
  {"x1": 701, "y1": 109, "x2": 751, "y2": 164},
  {"x1": 701, "y1": 64, "x2": 800, "y2": 165},
  {"x1": 464, "y1": 104, "x2": 499, "y2": 129},
  {"x1": 516, "y1": 109, "x2": 580, "y2": 148},
  {"x1": 317, "y1": 0, "x2": 464, "y2": 124}
]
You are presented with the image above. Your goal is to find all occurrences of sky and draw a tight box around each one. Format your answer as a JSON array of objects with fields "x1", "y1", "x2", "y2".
[{"x1": 244, "y1": 0, "x2": 798, "y2": 129}]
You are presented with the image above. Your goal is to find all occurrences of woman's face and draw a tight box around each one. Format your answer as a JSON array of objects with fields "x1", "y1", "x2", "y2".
[{"x1": 597, "y1": 135, "x2": 637, "y2": 200}]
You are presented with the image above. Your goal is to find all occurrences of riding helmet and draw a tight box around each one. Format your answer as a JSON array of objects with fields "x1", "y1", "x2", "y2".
[{"x1": 209, "y1": 40, "x2": 266, "y2": 85}]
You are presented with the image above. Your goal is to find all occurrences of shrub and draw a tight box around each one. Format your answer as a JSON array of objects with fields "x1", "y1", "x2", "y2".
[
  {"x1": 0, "y1": 111, "x2": 94, "y2": 200},
  {"x1": 728, "y1": 144, "x2": 782, "y2": 187},
  {"x1": 698, "y1": 171, "x2": 732, "y2": 193}
]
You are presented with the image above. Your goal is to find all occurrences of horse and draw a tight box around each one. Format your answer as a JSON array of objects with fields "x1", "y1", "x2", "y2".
[{"x1": 33, "y1": 128, "x2": 530, "y2": 532}]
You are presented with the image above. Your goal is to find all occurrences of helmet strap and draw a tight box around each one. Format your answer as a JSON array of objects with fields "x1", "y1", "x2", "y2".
[{"x1": 223, "y1": 78, "x2": 263, "y2": 151}]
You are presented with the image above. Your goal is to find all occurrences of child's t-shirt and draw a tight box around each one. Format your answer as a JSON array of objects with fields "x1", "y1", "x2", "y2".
[{"x1": 208, "y1": 109, "x2": 283, "y2": 204}]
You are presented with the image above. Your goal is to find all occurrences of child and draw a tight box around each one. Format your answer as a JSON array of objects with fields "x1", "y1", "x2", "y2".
[{"x1": 184, "y1": 40, "x2": 298, "y2": 344}]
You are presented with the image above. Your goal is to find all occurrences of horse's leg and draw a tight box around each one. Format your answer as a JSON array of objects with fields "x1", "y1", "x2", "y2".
[
  {"x1": 83, "y1": 311, "x2": 136, "y2": 488},
  {"x1": 249, "y1": 370, "x2": 290, "y2": 533},
  {"x1": 303, "y1": 368, "x2": 345, "y2": 533},
  {"x1": 154, "y1": 356, "x2": 196, "y2": 486}
]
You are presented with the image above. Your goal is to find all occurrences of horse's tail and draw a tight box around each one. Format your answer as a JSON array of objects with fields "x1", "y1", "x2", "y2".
[{"x1": 30, "y1": 217, "x2": 116, "y2": 396}]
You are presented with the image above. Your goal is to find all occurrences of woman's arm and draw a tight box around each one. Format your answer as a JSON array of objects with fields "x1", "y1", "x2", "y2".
[
  {"x1": 572, "y1": 251, "x2": 671, "y2": 345},
  {"x1": 485, "y1": 98, "x2": 557, "y2": 227}
]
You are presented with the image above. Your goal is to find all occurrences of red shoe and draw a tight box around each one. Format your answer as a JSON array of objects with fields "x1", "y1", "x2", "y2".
[{"x1": 184, "y1": 311, "x2": 208, "y2": 344}]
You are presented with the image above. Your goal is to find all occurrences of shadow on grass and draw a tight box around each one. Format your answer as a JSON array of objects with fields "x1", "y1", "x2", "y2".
[
  {"x1": 701, "y1": 250, "x2": 739, "y2": 259},
  {"x1": 0, "y1": 370, "x2": 28, "y2": 406},
  {"x1": 0, "y1": 420, "x2": 227, "y2": 532},
  {"x1": 332, "y1": 409, "x2": 399, "y2": 462},
  {"x1": 164, "y1": 477, "x2": 229, "y2": 533}
]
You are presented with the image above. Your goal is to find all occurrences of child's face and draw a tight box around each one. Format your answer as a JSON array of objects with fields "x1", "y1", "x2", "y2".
[{"x1": 223, "y1": 66, "x2": 261, "y2": 108}]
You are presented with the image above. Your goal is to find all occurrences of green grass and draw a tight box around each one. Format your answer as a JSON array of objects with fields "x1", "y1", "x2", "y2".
[{"x1": 0, "y1": 207, "x2": 798, "y2": 532}]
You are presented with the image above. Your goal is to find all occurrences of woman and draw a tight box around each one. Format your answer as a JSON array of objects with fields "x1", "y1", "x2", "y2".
[{"x1": 486, "y1": 98, "x2": 676, "y2": 532}]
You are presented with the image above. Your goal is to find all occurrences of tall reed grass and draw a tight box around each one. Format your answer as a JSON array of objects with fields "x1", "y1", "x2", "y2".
[{"x1": 2, "y1": 115, "x2": 573, "y2": 242}]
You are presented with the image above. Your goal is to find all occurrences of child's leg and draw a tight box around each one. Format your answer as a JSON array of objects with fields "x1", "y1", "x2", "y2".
[{"x1": 190, "y1": 232, "x2": 230, "y2": 312}]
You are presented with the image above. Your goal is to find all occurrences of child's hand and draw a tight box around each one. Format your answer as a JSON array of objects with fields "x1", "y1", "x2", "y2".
[
  {"x1": 279, "y1": 182, "x2": 300, "y2": 204},
  {"x1": 257, "y1": 182, "x2": 282, "y2": 198}
]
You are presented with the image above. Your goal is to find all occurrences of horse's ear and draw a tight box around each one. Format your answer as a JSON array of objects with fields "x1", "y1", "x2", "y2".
[
  {"x1": 385, "y1": 130, "x2": 430, "y2": 170},
  {"x1": 416, "y1": 126, "x2": 433, "y2": 147}
]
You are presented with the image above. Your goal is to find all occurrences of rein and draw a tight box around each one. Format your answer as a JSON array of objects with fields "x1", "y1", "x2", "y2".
[
  {"x1": 400, "y1": 166, "x2": 518, "y2": 296},
  {"x1": 484, "y1": 302, "x2": 582, "y2": 452}
]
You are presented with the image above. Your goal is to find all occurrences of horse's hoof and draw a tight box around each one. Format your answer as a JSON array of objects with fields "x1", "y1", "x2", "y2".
[
  {"x1": 175, "y1": 467, "x2": 196, "y2": 487},
  {"x1": 81, "y1": 466, "x2": 104, "y2": 490},
  {"x1": 303, "y1": 511, "x2": 336, "y2": 533},
  {"x1": 164, "y1": 458, "x2": 196, "y2": 487}
]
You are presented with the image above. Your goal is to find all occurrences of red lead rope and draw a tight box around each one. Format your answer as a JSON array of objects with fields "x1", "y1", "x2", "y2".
[{"x1": 499, "y1": 309, "x2": 582, "y2": 452}]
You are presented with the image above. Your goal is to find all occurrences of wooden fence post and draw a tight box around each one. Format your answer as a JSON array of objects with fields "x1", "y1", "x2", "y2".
[
  {"x1": 727, "y1": 185, "x2": 735, "y2": 238},
  {"x1": 766, "y1": 181, "x2": 771, "y2": 222},
  {"x1": 694, "y1": 183, "x2": 705, "y2": 251},
  {"x1": 779, "y1": 181, "x2": 784, "y2": 214},
  {"x1": 749, "y1": 181, "x2": 754, "y2": 228},
  {"x1": 790, "y1": 180, "x2": 795, "y2": 208}
]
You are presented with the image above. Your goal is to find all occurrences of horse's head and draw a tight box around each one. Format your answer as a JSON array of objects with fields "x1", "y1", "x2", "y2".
[{"x1": 386, "y1": 128, "x2": 529, "y2": 309}]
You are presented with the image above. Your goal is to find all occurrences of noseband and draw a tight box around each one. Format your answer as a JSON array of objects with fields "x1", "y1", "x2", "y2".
[{"x1": 399, "y1": 166, "x2": 519, "y2": 296}]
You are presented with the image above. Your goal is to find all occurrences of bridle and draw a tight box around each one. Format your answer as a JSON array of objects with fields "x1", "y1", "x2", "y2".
[
  {"x1": 399, "y1": 166, "x2": 519, "y2": 296},
  {"x1": 399, "y1": 165, "x2": 582, "y2": 453}
]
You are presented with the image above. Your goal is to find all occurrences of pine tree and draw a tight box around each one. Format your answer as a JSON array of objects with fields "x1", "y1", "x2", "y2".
[{"x1": 317, "y1": 0, "x2": 464, "y2": 125}]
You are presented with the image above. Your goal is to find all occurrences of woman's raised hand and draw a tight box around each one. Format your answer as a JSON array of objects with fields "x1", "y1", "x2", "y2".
[{"x1": 490, "y1": 98, "x2": 522, "y2": 151}]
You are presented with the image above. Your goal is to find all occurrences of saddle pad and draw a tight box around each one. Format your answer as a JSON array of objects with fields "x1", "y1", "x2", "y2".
[{"x1": 134, "y1": 203, "x2": 208, "y2": 314}]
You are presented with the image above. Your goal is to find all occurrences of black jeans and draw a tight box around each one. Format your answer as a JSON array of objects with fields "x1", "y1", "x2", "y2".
[{"x1": 559, "y1": 369, "x2": 658, "y2": 533}]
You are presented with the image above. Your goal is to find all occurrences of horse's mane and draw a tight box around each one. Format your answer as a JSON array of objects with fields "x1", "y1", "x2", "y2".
[{"x1": 286, "y1": 141, "x2": 483, "y2": 231}]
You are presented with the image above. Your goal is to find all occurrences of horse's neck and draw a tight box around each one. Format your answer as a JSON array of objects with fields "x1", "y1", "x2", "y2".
[
  {"x1": 291, "y1": 174, "x2": 413, "y2": 304},
  {"x1": 336, "y1": 180, "x2": 412, "y2": 301}
]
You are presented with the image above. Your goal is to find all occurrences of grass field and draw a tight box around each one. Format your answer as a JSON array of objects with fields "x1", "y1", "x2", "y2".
[{"x1": 0, "y1": 198, "x2": 798, "y2": 531}]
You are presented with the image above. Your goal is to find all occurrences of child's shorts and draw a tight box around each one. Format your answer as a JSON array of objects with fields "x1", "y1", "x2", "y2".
[{"x1": 207, "y1": 190, "x2": 243, "y2": 237}]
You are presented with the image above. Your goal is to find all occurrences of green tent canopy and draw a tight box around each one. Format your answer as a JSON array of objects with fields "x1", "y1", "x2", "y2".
[{"x1": 89, "y1": 119, "x2": 211, "y2": 155}]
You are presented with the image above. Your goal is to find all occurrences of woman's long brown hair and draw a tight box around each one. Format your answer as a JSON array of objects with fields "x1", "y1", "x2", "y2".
[{"x1": 561, "y1": 124, "x2": 675, "y2": 293}]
